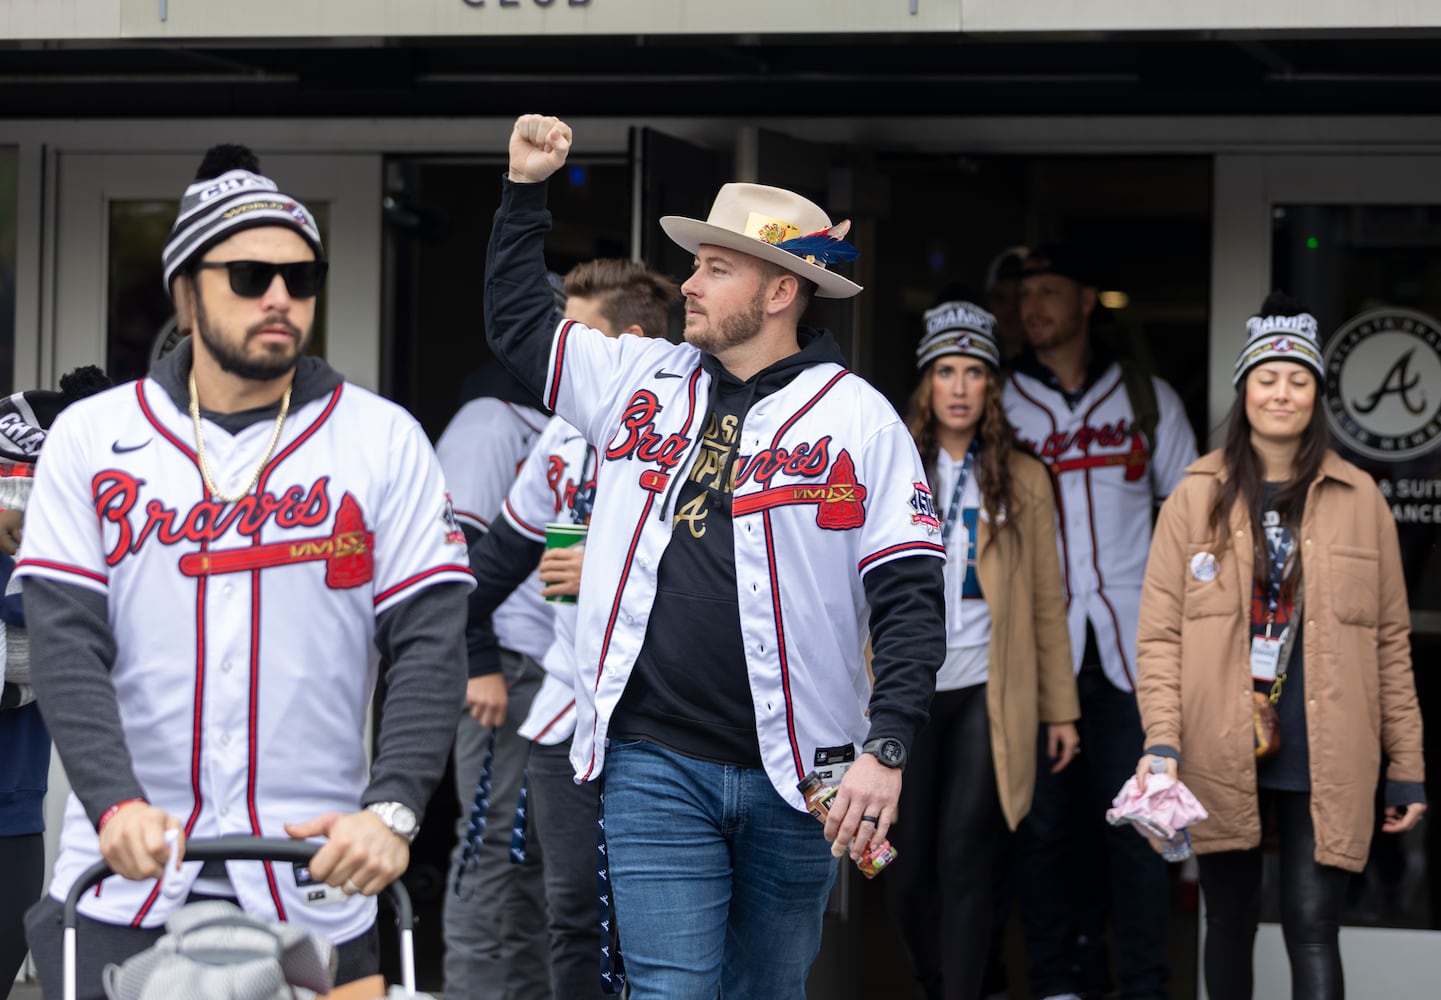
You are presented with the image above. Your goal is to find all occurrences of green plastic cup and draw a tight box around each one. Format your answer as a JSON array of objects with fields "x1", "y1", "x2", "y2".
[{"x1": 543, "y1": 522, "x2": 587, "y2": 604}]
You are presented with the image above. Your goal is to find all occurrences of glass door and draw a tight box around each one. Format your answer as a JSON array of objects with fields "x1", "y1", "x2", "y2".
[
  {"x1": 51, "y1": 152, "x2": 381, "y2": 390},
  {"x1": 1208, "y1": 154, "x2": 1441, "y2": 998}
]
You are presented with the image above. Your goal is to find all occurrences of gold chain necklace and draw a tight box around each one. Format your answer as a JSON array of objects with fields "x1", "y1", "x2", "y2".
[{"x1": 188, "y1": 368, "x2": 292, "y2": 504}]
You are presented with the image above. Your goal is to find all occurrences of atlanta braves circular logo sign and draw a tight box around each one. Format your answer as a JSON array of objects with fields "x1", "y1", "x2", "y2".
[{"x1": 1323, "y1": 307, "x2": 1441, "y2": 461}]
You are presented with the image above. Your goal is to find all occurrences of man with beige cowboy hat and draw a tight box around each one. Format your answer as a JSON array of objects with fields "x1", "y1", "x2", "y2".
[{"x1": 482, "y1": 114, "x2": 945, "y2": 998}]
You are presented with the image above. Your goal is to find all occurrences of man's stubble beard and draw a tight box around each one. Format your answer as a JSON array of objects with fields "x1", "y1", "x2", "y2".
[
  {"x1": 194, "y1": 287, "x2": 308, "y2": 382},
  {"x1": 686, "y1": 285, "x2": 767, "y2": 356}
]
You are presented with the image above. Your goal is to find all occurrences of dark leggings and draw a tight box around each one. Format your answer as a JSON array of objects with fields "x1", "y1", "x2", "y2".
[
  {"x1": 885, "y1": 683, "x2": 1004, "y2": 1000},
  {"x1": 1197, "y1": 790, "x2": 1350, "y2": 1000},
  {"x1": 1, "y1": 833, "x2": 45, "y2": 986}
]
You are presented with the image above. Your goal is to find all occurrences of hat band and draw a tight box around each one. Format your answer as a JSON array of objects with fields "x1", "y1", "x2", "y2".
[{"x1": 741, "y1": 211, "x2": 859, "y2": 270}]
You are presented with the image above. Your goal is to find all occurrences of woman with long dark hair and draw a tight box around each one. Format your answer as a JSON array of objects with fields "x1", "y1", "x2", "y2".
[
  {"x1": 1135, "y1": 292, "x2": 1427, "y2": 999},
  {"x1": 886, "y1": 299, "x2": 1080, "y2": 1000}
]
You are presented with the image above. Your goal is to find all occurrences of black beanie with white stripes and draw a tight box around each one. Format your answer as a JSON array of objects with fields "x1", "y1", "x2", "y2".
[{"x1": 161, "y1": 144, "x2": 325, "y2": 299}]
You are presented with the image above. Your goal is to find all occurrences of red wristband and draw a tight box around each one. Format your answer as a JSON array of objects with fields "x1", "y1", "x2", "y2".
[{"x1": 97, "y1": 798, "x2": 146, "y2": 833}]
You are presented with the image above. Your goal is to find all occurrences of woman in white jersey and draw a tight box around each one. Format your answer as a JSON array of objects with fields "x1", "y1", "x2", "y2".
[{"x1": 886, "y1": 299, "x2": 1081, "y2": 1000}]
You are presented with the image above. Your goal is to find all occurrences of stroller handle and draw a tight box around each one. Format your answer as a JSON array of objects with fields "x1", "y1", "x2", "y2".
[
  {"x1": 63, "y1": 835, "x2": 413, "y2": 931},
  {"x1": 62, "y1": 836, "x2": 417, "y2": 999}
]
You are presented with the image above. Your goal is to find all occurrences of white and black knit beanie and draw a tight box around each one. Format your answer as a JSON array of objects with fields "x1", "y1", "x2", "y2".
[
  {"x1": 1232, "y1": 290, "x2": 1325, "y2": 388},
  {"x1": 160, "y1": 144, "x2": 325, "y2": 298},
  {"x1": 916, "y1": 300, "x2": 1001, "y2": 371},
  {"x1": 0, "y1": 365, "x2": 112, "y2": 510}
]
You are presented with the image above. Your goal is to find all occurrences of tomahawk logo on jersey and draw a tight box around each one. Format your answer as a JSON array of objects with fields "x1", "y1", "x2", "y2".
[
  {"x1": 14, "y1": 378, "x2": 474, "y2": 936},
  {"x1": 540, "y1": 319, "x2": 944, "y2": 810}
]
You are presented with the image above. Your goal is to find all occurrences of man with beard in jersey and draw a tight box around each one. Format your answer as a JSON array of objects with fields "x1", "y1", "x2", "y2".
[
  {"x1": 483, "y1": 114, "x2": 946, "y2": 1000},
  {"x1": 19, "y1": 145, "x2": 472, "y2": 1000}
]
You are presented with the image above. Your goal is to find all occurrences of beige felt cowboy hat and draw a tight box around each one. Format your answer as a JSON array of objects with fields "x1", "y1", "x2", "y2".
[{"x1": 660, "y1": 183, "x2": 863, "y2": 299}]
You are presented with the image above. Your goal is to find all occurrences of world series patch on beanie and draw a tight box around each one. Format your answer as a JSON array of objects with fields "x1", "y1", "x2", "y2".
[
  {"x1": 916, "y1": 300, "x2": 1000, "y2": 371},
  {"x1": 0, "y1": 366, "x2": 112, "y2": 510},
  {"x1": 1231, "y1": 290, "x2": 1325, "y2": 389},
  {"x1": 160, "y1": 144, "x2": 325, "y2": 298}
]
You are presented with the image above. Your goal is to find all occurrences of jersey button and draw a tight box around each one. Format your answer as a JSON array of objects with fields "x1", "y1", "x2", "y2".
[
  {"x1": 220, "y1": 733, "x2": 230, "y2": 747},
  {"x1": 224, "y1": 584, "x2": 234, "y2": 597},
  {"x1": 222, "y1": 661, "x2": 233, "y2": 673}
]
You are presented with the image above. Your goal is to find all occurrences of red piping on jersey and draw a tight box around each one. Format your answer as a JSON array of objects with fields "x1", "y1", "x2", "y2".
[
  {"x1": 1081, "y1": 472, "x2": 1137, "y2": 690},
  {"x1": 533, "y1": 701, "x2": 576, "y2": 742},
  {"x1": 247, "y1": 565, "x2": 286, "y2": 919},
  {"x1": 858, "y1": 540, "x2": 946, "y2": 574},
  {"x1": 581, "y1": 491, "x2": 657, "y2": 781},
  {"x1": 762, "y1": 510, "x2": 806, "y2": 782},
  {"x1": 247, "y1": 383, "x2": 345, "y2": 922},
  {"x1": 1005, "y1": 375, "x2": 1071, "y2": 603},
  {"x1": 768, "y1": 369, "x2": 851, "y2": 448},
  {"x1": 680, "y1": 368, "x2": 703, "y2": 436},
  {"x1": 1077, "y1": 378, "x2": 1137, "y2": 689},
  {"x1": 374, "y1": 565, "x2": 472, "y2": 607},
  {"x1": 131, "y1": 564, "x2": 211, "y2": 926},
  {"x1": 503, "y1": 497, "x2": 546, "y2": 539},
  {"x1": 137, "y1": 380, "x2": 200, "y2": 463},
  {"x1": 547, "y1": 321, "x2": 577, "y2": 413},
  {"x1": 13, "y1": 558, "x2": 107, "y2": 587}
]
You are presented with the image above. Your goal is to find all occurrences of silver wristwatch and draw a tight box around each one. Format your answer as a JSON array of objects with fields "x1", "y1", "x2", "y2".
[{"x1": 365, "y1": 801, "x2": 419, "y2": 843}]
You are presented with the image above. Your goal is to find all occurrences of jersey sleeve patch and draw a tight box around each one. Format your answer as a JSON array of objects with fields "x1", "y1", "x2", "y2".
[
  {"x1": 441, "y1": 492, "x2": 467, "y2": 546},
  {"x1": 909, "y1": 480, "x2": 941, "y2": 531}
]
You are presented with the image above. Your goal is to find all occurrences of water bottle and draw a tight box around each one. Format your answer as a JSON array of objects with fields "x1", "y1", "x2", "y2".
[
  {"x1": 1149, "y1": 756, "x2": 1192, "y2": 862},
  {"x1": 1159, "y1": 828, "x2": 1192, "y2": 863}
]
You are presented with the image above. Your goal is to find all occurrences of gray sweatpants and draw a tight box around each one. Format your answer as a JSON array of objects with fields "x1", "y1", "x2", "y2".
[{"x1": 442, "y1": 648, "x2": 550, "y2": 1000}]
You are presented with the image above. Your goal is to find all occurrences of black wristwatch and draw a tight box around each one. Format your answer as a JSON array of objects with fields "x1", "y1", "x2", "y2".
[{"x1": 862, "y1": 737, "x2": 907, "y2": 769}]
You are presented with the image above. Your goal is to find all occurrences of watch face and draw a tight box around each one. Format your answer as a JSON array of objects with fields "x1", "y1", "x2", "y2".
[
  {"x1": 880, "y1": 739, "x2": 904, "y2": 765},
  {"x1": 391, "y1": 804, "x2": 418, "y2": 835}
]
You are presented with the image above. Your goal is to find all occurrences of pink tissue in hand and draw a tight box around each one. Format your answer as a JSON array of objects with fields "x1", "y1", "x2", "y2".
[{"x1": 1106, "y1": 773, "x2": 1208, "y2": 841}]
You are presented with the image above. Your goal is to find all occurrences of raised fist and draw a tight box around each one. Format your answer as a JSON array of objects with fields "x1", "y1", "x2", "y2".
[{"x1": 509, "y1": 114, "x2": 573, "y2": 184}]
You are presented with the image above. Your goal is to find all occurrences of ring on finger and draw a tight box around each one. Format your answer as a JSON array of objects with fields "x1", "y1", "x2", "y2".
[
  {"x1": 342, "y1": 879, "x2": 360, "y2": 896},
  {"x1": 860, "y1": 814, "x2": 881, "y2": 826}
]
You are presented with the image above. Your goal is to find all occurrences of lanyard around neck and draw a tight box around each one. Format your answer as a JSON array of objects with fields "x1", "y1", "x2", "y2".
[{"x1": 941, "y1": 441, "x2": 978, "y2": 547}]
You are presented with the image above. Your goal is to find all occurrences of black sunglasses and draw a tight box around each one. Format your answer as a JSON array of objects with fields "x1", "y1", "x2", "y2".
[{"x1": 193, "y1": 260, "x2": 329, "y2": 299}]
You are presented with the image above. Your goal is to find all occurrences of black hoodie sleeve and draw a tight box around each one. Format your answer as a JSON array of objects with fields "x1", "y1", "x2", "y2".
[
  {"x1": 484, "y1": 177, "x2": 564, "y2": 402},
  {"x1": 862, "y1": 555, "x2": 946, "y2": 753},
  {"x1": 465, "y1": 518, "x2": 547, "y2": 679}
]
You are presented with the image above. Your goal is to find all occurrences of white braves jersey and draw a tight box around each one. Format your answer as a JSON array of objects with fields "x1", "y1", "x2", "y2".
[
  {"x1": 542, "y1": 320, "x2": 944, "y2": 811},
  {"x1": 16, "y1": 378, "x2": 474, "y2": 937},
  {"x1": 434, "y1": 397, "x2": 552, "y2": 663},
  {"x1": 1004, "y1": 362, "x2": 1196, "y2": 690},
  {"x1": 501, "y1": 415, "x2": 594, "y2": 746}
]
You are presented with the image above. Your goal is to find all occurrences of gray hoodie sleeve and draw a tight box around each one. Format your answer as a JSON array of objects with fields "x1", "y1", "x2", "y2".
[
  {"x1": 25, "y1": 576, "x2": 467, "y2": 826},
  {"x1": 365, "y1": 581, "x2": 469, "y2": 815},
  {"x1": 23, "y1": 577, "x2": 145, "y2": 828}
]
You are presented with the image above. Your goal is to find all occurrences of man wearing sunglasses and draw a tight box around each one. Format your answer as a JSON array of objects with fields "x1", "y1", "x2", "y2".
[{"x1": 19, "y1": 144, "x2": 474, "y2": 999}]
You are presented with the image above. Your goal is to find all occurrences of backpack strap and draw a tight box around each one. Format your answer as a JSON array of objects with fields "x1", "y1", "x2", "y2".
[{"x1": 1117, "y1": 358, "x2": 1159, "y2": 456}]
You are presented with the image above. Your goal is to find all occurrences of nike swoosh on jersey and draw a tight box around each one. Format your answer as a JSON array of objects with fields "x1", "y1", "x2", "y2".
[
  {"x1": 111, "y1": 439, "x2": 152, "y2": 453},
  {"x1": 654, "y1": 368, "x2": 684, "y2": 379}
]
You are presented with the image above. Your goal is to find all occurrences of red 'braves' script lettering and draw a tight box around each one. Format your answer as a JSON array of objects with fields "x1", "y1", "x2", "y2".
[
  {"x1": 93, "y1": 470, "x2": 332, "y2": 567},
  {"x1": 605, "y1": 391, "x2": 691, "y2": 470},
  {"x1": 1024, "y1": 420, "x2": 1135, "y2": 460},
  {"x1": 734, "y1": 436, "x2": 832, "y2": 489}
]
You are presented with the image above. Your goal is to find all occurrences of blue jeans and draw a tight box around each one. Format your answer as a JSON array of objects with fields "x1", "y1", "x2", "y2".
[{"x1": 603, "y1": 739, "x2": 838, "y2": 1000}]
